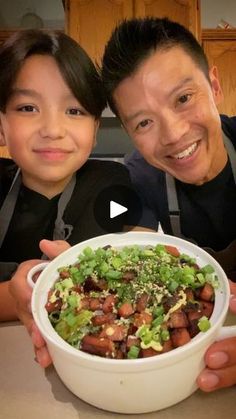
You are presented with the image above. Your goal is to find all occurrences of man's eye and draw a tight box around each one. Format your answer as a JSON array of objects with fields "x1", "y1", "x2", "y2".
[
  {"x1": 137, "y1": 119, "x2": 151, "y2": 130},
  {"x1": 178, "y1": 94, "x2": 191, "y2": 104}
]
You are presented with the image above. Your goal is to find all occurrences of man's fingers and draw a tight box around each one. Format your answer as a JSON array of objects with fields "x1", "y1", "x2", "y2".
[
  {"x1": 39, "y1": 239, "x2": 71, "y2": 259},
  {"x1": 197, "y1": 337, "x2": 236, "y2": 391},
  {"x1": 228, "y1": 280, "x2": 236, "y2": 313},
  {"x1": 229, "y1": 295, "x2": 236, "y2": 313},
  {"x1": 197, "y1": 365, "x2": 236, "y2": 392},
  {"x1": 229, "y1": 279, "x2": 236, "y2": 295},
  {"x1": 204, "y1": 337, "x2": 236, "y2": 367}
]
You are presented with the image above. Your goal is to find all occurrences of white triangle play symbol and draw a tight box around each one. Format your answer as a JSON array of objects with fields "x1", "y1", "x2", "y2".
[{"x1": 110, "y1": 200, "x2": 128, "y2": 219}]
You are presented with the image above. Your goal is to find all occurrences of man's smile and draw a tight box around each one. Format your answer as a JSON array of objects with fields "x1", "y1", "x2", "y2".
[{"x1": 171, "y1": 142, "x2": 198, "y2": 159}]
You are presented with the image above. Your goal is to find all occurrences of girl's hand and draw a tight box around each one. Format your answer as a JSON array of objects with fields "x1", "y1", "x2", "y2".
[{"x1": 9, "y1": 239, "x2": 70, "y2": 368}]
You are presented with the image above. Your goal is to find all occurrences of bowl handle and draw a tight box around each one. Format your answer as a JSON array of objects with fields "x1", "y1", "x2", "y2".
[
  {"x1": 217, "y1": 325, "x2": 236, "y2": 340},
  {"x1": 27, "y1": 262, "x2": 50, "y2": 288}
]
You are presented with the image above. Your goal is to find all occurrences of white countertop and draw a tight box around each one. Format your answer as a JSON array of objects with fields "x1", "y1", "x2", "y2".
[{"x1": 0, "y1": 315, "x2": 235, "y2": 419}]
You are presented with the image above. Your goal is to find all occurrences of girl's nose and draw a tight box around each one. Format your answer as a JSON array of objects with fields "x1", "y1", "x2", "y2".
[{"x1": 39, "y1": 113, "x2": 66, "y2": 140}]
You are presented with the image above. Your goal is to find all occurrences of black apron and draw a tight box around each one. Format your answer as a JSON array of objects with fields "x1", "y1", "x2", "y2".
[
  {"x1": 166, "y1": 133, "x2": 236, "y2": 280},
  {"x1": 0, "y1": 171, "x2": 76, "y2": 281}
]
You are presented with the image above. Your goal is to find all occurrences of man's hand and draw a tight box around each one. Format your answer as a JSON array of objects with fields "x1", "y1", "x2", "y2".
[
  {"x1": 9, "y1": 239, "x2": 70, "y2": 368},
  {"x1": 197, "y1": 280, "x2": 236, "y2": 391}
]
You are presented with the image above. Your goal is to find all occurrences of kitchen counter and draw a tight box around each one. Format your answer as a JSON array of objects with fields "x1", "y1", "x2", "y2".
[{"x1": 1, "y1": 315, "x2": 235, "y2": 419}]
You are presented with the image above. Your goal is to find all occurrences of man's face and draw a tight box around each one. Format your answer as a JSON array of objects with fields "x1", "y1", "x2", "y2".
[{"x1": 113, "y1": 46, "x2": 227, "y2": 185}]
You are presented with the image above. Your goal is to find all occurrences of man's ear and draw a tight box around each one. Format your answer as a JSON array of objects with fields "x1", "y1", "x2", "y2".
[
  {"x1": 0, "y1": 114, "x2": 6, "y2": 146},
  {"x1": 209, "y1": 66, "x2": 224, "y2": 105}
]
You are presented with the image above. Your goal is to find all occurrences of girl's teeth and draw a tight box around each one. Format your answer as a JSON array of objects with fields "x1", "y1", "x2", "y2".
[{"x1": 173, "y1": 142, "x2": 197, "y2": 159}]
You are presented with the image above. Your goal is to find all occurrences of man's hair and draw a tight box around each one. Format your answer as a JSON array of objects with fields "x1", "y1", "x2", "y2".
[
  {"x1": 0, "y1": 29, "x2": 106, "y2": 118},
  {"x1": 101, "y1": 17, "x2": 209, "y2": 116}
]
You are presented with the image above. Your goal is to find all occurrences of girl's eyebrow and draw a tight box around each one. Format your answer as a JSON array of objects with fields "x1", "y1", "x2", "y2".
[
  {"x1": 10, "y1": 87, "x2": 77, "y2": 102},
  {"x1": 10, "y1": 88, "x2": 40, "y2": 99}
]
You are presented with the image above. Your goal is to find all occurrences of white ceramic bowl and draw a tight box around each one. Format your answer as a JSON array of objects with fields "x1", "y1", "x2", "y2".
[{"x1": 30, "y1": 232, "x2": 236, "y2": 414}]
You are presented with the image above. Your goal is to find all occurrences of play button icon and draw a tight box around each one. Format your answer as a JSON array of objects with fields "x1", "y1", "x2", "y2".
[
  {"x1": 110, "y1": 201, "x2": 127, "y2": 219},
  {"x1": 94, "y1": 184, "x2": 143, "y2": 233}
]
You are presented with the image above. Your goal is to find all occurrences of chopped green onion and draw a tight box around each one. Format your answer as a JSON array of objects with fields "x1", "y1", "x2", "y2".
[
  {"x1": 127, "y1": 345, "x2": 140, "y2": 359},
  {"x1": 198, "y1": 316, "x2": 211, "y2": 332}
]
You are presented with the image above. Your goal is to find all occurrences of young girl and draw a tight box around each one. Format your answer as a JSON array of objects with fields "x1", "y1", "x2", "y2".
[{"x1": 0, "y1": 29, "x2": 146, "y2": 319}]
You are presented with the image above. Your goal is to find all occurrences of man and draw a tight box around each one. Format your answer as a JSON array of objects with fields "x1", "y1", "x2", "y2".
[{"x1": 101, "y1": 17, "x2": 236, "y2": 392}]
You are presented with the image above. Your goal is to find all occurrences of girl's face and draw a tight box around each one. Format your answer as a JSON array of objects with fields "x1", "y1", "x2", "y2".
[{"x1": 0, "y1": 54, "x2": 99, "y2": 197}]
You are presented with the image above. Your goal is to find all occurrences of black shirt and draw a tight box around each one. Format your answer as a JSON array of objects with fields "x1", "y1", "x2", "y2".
[
  {"x1": 0, "y1": 159, "x2": 140, "y2": 266},
  {"x1": 125, "y1": 115, "x2": 236, "y2": 252}
]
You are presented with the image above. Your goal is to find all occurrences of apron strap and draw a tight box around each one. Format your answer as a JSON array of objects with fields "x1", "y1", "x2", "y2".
[
  {"x1": 0, "y1": 168, "x2": 21, "y2": 248},
  {"x1": 52, "y1": 173, "x2": 76, "y2": 241},
  {"x1": 166, "y1": 131, "x2": 236, "y2": 236},
  {"x1": 0, "y1": 170, "x2": 76, "y2": 255},
  {"x1": 223, "y1": 131, "x2": 236, "y2": 183},
  {"x1": 165, "y1": 173, "x2": 182, "y2": 237}
]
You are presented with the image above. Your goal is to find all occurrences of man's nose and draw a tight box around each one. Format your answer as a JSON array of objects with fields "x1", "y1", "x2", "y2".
[
  {"x1": 39, "y1": 112, "x2": 66, "y2": 140},
  {"x1": 160, "y1": 112, "x2": 189, "y2": 146}
]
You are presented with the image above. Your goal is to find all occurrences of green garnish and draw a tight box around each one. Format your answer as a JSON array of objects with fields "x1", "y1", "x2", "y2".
[
  {"x1": 198, "y1": 316, "x2": 211, "y2": 332},
  {"x1": 46, "y1": 244, "x2": 218, "y2": 358}
]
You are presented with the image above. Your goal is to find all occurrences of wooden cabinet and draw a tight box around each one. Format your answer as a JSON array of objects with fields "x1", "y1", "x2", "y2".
[
  {"x1": 0, "y1": 30, "x2": 16, "y2": 46},
  {"x1": 64, "y1": 0, "x2": 133, "y2": 65},
  {"x1": 202, "y1": 29, "x2": 236, "y2": 116},
  {"x1": 134, "y1": 0, "x2": 200, "y2": 41},
  {"x1": 65, "y1": 0, "x2": 200, "y2": 64},
  {"x1": 0, "y1": 147, "x2": 11, "y2": 158}
]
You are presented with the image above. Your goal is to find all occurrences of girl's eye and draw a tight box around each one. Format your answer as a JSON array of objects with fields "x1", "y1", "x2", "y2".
[
  {"x1": 178, "y1": 94, "x2": 191, "y2": 104},
  {"x1": 67, "y1": 108, "x2": 85, "y2": 116},
  {"x1": 18, "y1": 105, "x2": 37, "y2": 112}
]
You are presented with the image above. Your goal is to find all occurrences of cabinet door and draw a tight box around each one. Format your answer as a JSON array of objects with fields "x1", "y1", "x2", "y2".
[
  {"x1": 65, "y1": 0, "x2": 133, "y2": 64},
  {"x1": 0, "y1": 30, "x2": 16, "y2": 46},
  {"x1": 134, "y1": 0, "x2": 200, "y2": 40},
  {"x1": 203, "y1": 30, "x2": 236, "y2": 116},
  {"x1": 0, "y1": 147, "x2": 10, "y2": 158},
  {"x1": 0, "y1": 32, "x2": 13, "y2": 157}
]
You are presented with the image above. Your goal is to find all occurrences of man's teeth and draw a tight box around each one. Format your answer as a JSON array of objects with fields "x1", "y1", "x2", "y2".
[{"x1": 173, "y1": 142, "x2": 197, "y2": 159}]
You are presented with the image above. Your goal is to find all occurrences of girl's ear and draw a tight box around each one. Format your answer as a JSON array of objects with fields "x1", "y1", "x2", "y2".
[
  {"x1": 209, "y1": 66, "x2": 224, "y2": 105},
  {"x1": 0, "y1": 115, "x2": 6, "y2": 146}
]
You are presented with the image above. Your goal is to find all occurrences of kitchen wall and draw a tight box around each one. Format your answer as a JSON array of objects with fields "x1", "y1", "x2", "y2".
[
  {"x1": 1, "y1": 1, "x2": 236, "y2": 30},
  {"x1": 0, "y1": 1, "x2": 235, "y2": 157},
  {"x1": 201, "y1": 0, "x2": 236, "y2": 28},
  {"x1": 0, "y1": 0, "x2": 64, "y2": 29}
]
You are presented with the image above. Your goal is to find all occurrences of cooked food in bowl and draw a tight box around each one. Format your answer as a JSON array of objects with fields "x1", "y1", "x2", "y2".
[
  {"x1": 45, "y1": 243, "x2": 219, "y2": 359},
  {"x1": 30, "y1": 232, "x2": 233, "y2": 413}
]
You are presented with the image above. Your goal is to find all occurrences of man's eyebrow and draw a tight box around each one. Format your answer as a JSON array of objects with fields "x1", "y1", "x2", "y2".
[
  {"x1": 168, "y1": 77, "x2": 193, "y2": 97},
  {"x1": 121, "y1": 77, "x2": 194, "y2": 124},
  {"x1": 122, "y1": 109, "x2": 148, "y2": 124}
]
